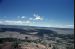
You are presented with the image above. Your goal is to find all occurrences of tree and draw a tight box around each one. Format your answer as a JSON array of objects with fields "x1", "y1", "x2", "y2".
[{"x1": 25, "y1": 36, "x2": 28, "y2": 40}]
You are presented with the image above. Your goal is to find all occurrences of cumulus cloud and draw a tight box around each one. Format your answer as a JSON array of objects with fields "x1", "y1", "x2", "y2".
[
  {"x1": 17, "y1": 14, "x2": 44, "y2": 21},
  {"x1": 33, "y1": 14, "x2": 43, "y2": 20},
  {"x1": 0, "y1": 14, "x2": 44, "y2": 26},
  {"x1": 29, "y1": 14, "x2": 43, "y2": 21},
  {"x1": 17, "y1": 16, "x2": 26, "y2": 19},
  {"x1": 21, "y1": 16, "x2": 26, "y2": 19}
]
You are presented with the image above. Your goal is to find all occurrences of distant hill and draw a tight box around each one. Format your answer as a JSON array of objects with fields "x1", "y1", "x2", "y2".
[
  {"x1": 0, "y1": 25, "x2": 74, "y2": 40},
  {"x1": 0, "y1": 24, "x2": 74, "y2": 34}
]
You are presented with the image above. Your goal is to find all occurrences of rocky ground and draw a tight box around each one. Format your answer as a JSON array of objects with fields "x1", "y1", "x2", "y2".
[{"x1": 0, "y1": 42, "x2": 52, "y2": 49}]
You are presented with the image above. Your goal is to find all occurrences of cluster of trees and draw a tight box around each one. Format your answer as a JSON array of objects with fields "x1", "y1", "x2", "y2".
[{"x1": 0, "y1": 38, "x2": 20, "y2": 43}]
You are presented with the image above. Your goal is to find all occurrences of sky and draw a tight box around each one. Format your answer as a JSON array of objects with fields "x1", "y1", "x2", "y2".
[{"x1": 0, "y1": 0, "x2": 74, "y2": 28}]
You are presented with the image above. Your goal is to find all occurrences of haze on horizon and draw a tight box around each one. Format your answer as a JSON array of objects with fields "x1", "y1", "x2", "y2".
[{"x1": 0, "y1": 0, "x2": 74, "y2": 28}]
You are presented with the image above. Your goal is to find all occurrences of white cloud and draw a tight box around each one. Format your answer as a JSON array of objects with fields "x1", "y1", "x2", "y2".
[
  {"x1": 0, "y1": 20, "x2": 31, "y2": 25},
  {"x1": 0, "y1": 14, "x2": 44, "y2": 26},
  {"x1": 0, "y1": 20, "x2": 74, "y2": 28},
  {"x1": 65, "y1": 25, "x2": 74, "y2": 28},
  {"x1": 0, "y1": 21, "x2": 3, "y2": 24},
  {"x1": 66, "y1": 25, "x2": 74, "y2": 27},
  {"x1": 53, "y1": 25, "x2": 74, "y2": 28},
  {"x1": 29, "y1": 14, "x2": 43, "y2": 21},
  {"x1": 35, "y1": 16, "x2": 43, "y2": 20},
  {"x1": 21, "y1": 16, "x2": 26, "y2": 19},
  {"x1": 25, "y1": 20, "x2": 31, "y2": 23},
  {"x1": 17, "y1": 16, "x2": 26, "y2": 19},
  {"x1": 33, "y1": 14, "x2": 43, "y2": 20},
  {"x1": 4, "y1": 20, "x2": 24, "y2": 25},
  {"x1": 43, "y1": 24, "x2": 74, "y2": 28}
]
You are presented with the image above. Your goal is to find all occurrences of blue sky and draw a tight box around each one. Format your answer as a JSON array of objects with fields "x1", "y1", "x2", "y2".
[{"x1": 0, "y1": 0, "x2": 74, "y2": 28}]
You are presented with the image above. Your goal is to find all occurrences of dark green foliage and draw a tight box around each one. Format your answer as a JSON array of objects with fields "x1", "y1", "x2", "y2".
[
  {"x1": 33, "y1": 40, "x2": 38, "y2": 44},
  {"x1": 52, "y1": 46, "x2": 56, "y2": 49},
  {"x1": 0, "y1": 38, "x2": 20, "y2": 43},
  {"x1": 25, "y1": 37, "x2": 28, "y2": 40},
  {"x1": 56, "y1": 40, "x2": 62, "y2": 43},
  {"x1": 49, "y1": 44, "x2": 51, "y2": 47},
  {"x1": 66, "y1": 46, "x2": 74, "y2": 49}
]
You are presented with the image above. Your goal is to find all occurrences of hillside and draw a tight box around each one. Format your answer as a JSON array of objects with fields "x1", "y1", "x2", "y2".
[{"x1": 0, "y1": 25, "x2": 74, "y2": 49}]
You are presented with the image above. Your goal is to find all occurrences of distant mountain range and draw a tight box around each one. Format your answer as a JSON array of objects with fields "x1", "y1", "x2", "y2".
[
  {"x1": 0, "y1": 24, "x2": 74, "y2": 34},
  {"x1": 0, "y1": 24, "x2": 74, "y2": 40}
]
